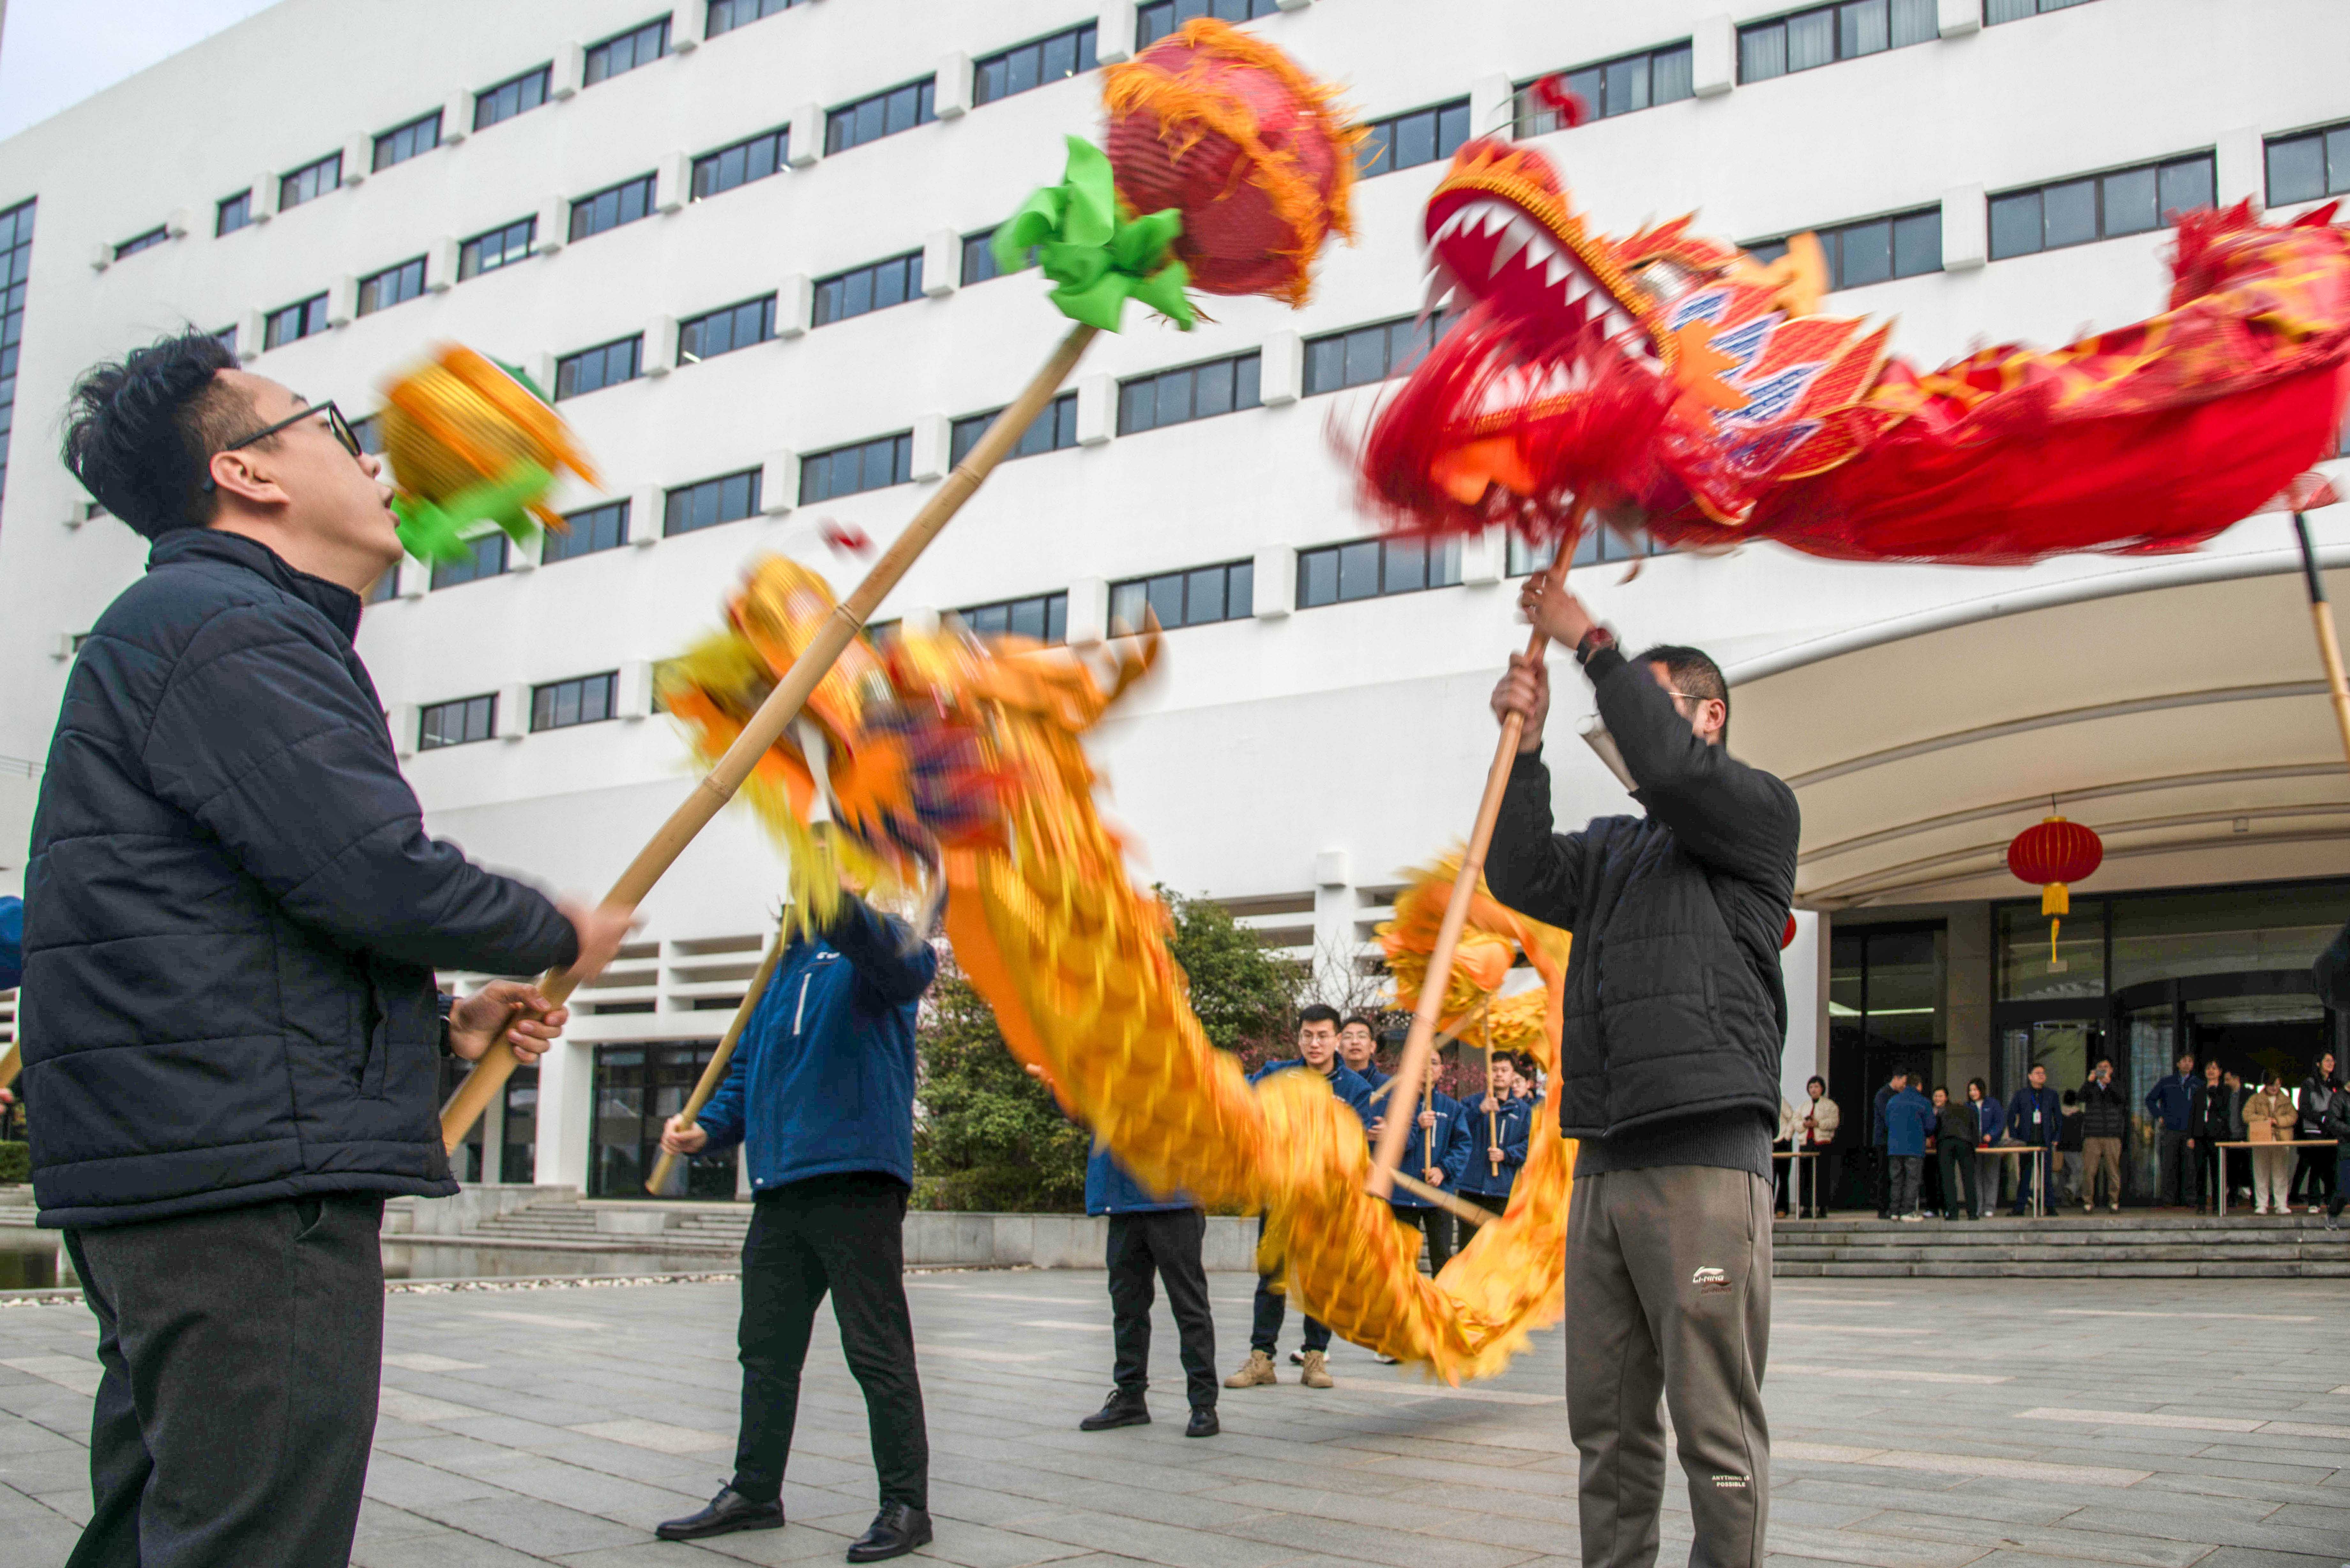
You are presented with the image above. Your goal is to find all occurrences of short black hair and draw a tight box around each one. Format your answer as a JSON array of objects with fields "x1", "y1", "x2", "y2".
[
  {"x1": 62, "y1": 329, "x2": 247, "y2": 540},
  {"x1": 1635, "y1": 643, "x2": 1729, "y2": 743},
  {"x1": 2061, "y1": 1089, "x2": 2078, "y2": 1106},
  {"x1": 1298, "y1": 1003, "x2": 1341, "y2": 1028},
  {"x1": 1805, "y1": 1075, "x2": 1825, "y2": 1092},
  {"x1": 1340, "y1": 1013, "x2": 1378, "y2": 1034}
]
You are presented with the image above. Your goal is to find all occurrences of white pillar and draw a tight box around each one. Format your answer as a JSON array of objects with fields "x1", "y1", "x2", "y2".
[
  {"x1": 538, "y1": 1037, "x2": 594, "y2": 1192},
  {"x1": 1312, "y1": 849, "x2": 1356, "y2": 998},
  {"x1": 1779, "y1": 909, "x2": 1825, "y2": 1109}
]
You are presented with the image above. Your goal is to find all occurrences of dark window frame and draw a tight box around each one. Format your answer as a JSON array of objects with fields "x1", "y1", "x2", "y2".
[
  {"x1": 705, "y1": 0, "x2": 810, "y2": 38},
  {"x1": 692, "y1": 125, "x2": 789, "y2": 200},
  {"x1": 0, "y1": 199, "x2": 31, "y2": 502},
  {"x1": 955, "y1": 591, "x2": 1069, "y2": 645},
  {"x1": 1984, "y1": 0, "x2": 2096, "y2": 21},
  {"x1": 262, "y1": 293, "x2": 330, "y2": 351},
  {"x1": 112, "y1": 227, "x2": 169, "y2": 261},
  {"x1": 568, "y1": 174, "x2": 657, "y2": 243},
  {"x1": 531, "y1": 671, "x2": 620, "y2": 731},
  {"x1": 1116, "y1": 350, "x2": 1263, "y2": 435},
  {"x1": 824, "y1": 78, "x2": 937, "y2": 155},
  {"x1": 1507, "y1": 528, "x2": 1668, "y2": 576},
  {"x1": 419, "y1": 693, "x2": 498, "y2": 750},
  {"x1": 216, "y1": 190, "x2": 254, "y2": 236},
  {"x1": 1743, "y1": 205, "x2": 1941, "y2": 290},
  {"x1": 1302, "y1": 312, "x2": 1449, "y2": 397},
  {"x1": 663, "y1": 469, "x2": 764, "y2": 536},
  {"x1": 543, "y1": 500, "x2": 631, "y2": 563},
  {"x1": 1357, "y1": 98, "x2": 1471, "y2": 179},
  {"x1": 373, "y1": 110, "x2": 443, "y2": 172},
  {"x1": 1138, "y1": 0, "x2": 1277, "y2": 49},
  {"x1": 278, "y1": 151, "x2": 342, "y2": 212},
  {"x1": 2265, "y1": 117, "x2": 2350, "y2": 209},
  {"x1": 1296, "y1": 536, "x2": 1463, "y2": 609},
  {"x1": 812, "y1": 250, "x2": 925, "y2": 327},
  {"x1": 949, "y1": 392, "x2": 1078, "y2": 469},
  {"x1": 678, "y1": 295, "x2": 778, "y2": 364},
  {"x1": 458, "y1": 216, "x2": 536, "y2": 280},
  {"x1": 973, "y1": 21, "x2": 1099, "y2": 108},
  {"x1": 1987, "y1": 152, "x2": 2215, "y2": 262},
  {"x1": 430, "y1": 532, "x2": 511, "y2": 590},
  {"x1": 555, "y1": 335, "x2": 645, "y2": 401},
  {"x1": 1738, "y1": 0, "x2": 1938, "y2": 84},
  {"x1": 1515, "y1": 41, "x2": 1694, "y2": 135},
  {"x1": 474, "y1": 65, "x2": 553, "y2": 131},
  {"x1": 1110, "y1": 558, "x2": 1255, "y2": 632},
  {"x1": 357, "y1": 255, "x2": 428, "y2": 316},
  {"x1": 799, "y1": 432, "x2": 914, "y2": 504},
  {"x1": 585, "y1": 16, "x2": 671, "y2": 85}
]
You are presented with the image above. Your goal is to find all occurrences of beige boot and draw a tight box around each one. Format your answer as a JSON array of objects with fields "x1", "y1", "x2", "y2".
[
  {"x1": 1223, "y1": 1349, "x2": 1277, "y2": 1388},
  {"x1": 1299, "y1": 1350, "x2": 1334, "y2": 1389}
]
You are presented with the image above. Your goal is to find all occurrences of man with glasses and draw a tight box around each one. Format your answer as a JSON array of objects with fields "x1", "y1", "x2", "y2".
[
  {"x1": 1487, "y1": 577, "x2": 1798, "y2": 1568},
  {"x1": 21, "y1": 330, "x2": 634, "y2": 1566}
]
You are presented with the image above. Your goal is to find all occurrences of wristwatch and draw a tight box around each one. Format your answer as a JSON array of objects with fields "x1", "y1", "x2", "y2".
[{"x1": 1574, "y1": 625, "x2": 1618, "y2": 667}]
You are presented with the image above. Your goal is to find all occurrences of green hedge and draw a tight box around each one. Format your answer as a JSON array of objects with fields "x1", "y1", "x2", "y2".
[{"x1": 0, "y1": 1142, "x2": 28, "y2": 1185}]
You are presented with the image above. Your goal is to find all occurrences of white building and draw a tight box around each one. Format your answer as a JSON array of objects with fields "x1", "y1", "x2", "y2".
[{"x1": 4, "y1": 0, "x2": 2347, "y2": 1204}]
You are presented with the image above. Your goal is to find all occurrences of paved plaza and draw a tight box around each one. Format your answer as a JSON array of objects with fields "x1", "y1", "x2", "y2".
[{"x1": 3, "y1": 1269, "x2": 2347, "y2": 1567}]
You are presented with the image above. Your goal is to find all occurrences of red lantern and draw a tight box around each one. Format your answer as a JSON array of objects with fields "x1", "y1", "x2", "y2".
[
  {"x1": 1103, "y1": 19, "x2": 1359, "y2": 306},
  {"x1": 2007, "y1": 815, "x2": 2103, "y2": 968},
  {"x1": 1780, "y1": 913, "x2": 1798, "y2": 950}
]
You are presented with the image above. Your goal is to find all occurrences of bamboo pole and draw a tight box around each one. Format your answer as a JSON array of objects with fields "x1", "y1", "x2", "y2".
[
  {"x1": 0, "y1": 1044, "x2": 17, "y2": 1095},
  {"x1": 1486, "y1": 1035, "x2": 1500, "y2": 1179},
  {"x1": 1389, "y1": 1167, "x2": 1489, "y2": 1227},
  {"x1": 1368, "y1": 511, "x2": 1584, "y2": 1197},
  {"x1": 440, "y1": 321, "x2": 1102, "y2": 1154},
  {"x1": 2293, "y1": 512, "x2": 2350, "y2": 772},
  {"x1": 643, "y1": 926, "x2": 787, "y2": 1195}
]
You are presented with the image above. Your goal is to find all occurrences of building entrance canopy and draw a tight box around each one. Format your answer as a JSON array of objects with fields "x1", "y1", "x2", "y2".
[{"x1": 1728, "y1": 537, "x2": 2350, "y2": 911}]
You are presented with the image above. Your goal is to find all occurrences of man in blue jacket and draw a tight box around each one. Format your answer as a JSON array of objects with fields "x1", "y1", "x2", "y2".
[
  {"x1": 1339, "y1": 1014, "x2": 1389, "y2": 1097},
  {"x1": 1456, "y1": 1054, "x2": 1533, "y2": 1218},
  {"x1": 2145, "y1": 1052, "x2": 2198, "y2": 1207},
  {"x1": 1078, "y1": 1146, "x2": 1218, "y2": 1438},
  {"x1": 1869, "y1": 1070, "x2": 1907, "y2": 1218},
  {"x1": 1883, "y1": 1080, "x2": 1935, "y2": 1221},
  {"x1": 2005, "y1": 1064, "x2": 2064, "y2": 1217},
  {"x1": 655, "y1": 895, "x2": 938, "y2": 1562},
  {"x1": 1387, "y1": 1054, "x2": 1471, "y2": 1271},
  {"x1": 1226, "y1": 1005, "x2": 1372, "y2": 1390},
  {"x1": 25, "y1": 333, "x2": 629, "y2": 1568}
]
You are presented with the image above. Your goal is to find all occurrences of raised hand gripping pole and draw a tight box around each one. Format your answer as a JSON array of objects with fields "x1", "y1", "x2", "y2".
[
  {"x1": 643, "y1": 926, "x2": 786, "y2": 1195},
  {"x1": 440, "y1": 322, "x2": 1101, "y2": 1154},
  {"x1": 1368, "y1": 513, "x2": 1582, "y2": 1199}
]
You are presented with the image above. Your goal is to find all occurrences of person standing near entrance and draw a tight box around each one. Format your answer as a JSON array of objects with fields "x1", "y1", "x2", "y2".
[
  {"x1": 2081, "y1": 1060, "x2": 2129, "y2": 1212},
  {"x1": 655, "y1": 893, "x2": 938, "y2": 1562},
  {"x1": 2006, "y1": 1065, "x2": 2063, "y2": 1217},
  {"x1": 1797, "y1": 1076, "x2": 1839, "y2": 1218},
  {"x1": 1487, "y1": 577, "x2": 1799, "y2": 1568},
  {"x1": 2145, "y1": 1052, "x2": 2199, "y2": 1208},
  {"x1": 2244, "y1": 1070, "x2": 2297, "y2": 1215},
  {"x1": 1936, "y1": 1087, "x2": 1977, "y2": 1220},
  {"x1": 1884, "y1": 1080, "x2": 1934, "y2": 1221},
  {"x1": 1225, "y1": 1005, "x2": 1372, "y2": 1391},
  {"x1": 2293, "y1": 1052, "x2": 2340, "y2": 1214},
  {"x1": 1078, "y1": 1143, "x2": 1219, "y2": 1438},
  {"x1": 1965, "y1": 1078, "x2": 2005, "y2": 1218},
  {"x1": 1870, "y1": 1069, "x2": 1909, "y2": 1218},
  {"x1": 26, "y1": 333, "x2": 633, "y2": 1568},
  {"x1": 2188, "y1": 1059, "x2": 2232, "y2": 1214}
]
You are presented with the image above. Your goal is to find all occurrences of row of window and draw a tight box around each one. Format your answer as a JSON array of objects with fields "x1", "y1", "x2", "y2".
[
  {"x1": 417, "y1": 672, "x2": 619, "y2": 751},
  {"x1": 0, "y1": 200, "x2": 31, "y2": 502},
  {"x1": 1741, "y1": 0, "x2": 2091, "y2": 85}
]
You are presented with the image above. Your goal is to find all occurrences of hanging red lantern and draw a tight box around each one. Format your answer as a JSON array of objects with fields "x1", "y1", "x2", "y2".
[
  {"x1": 1780, "y1": 913, "x2": 1798, "y2": 950},
  {"x1": 2006, "y1": 815, "x2": 2103, "y2": 968}
]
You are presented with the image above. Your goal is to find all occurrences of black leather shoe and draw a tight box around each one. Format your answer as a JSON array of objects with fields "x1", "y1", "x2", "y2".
[
  {"x1": 846, "y1": 1501, "x2": 932, "y2": 1562},
  {"x1": 656, "y1": 1487, "x2": 783, "y2": 1541},
  {"x1": 1186, "y1": 1407, "x2": 1219, "y2": 1438},
  {"x1": 1080, "y1": 1389, "x2": 1150, "y2": 1431}
]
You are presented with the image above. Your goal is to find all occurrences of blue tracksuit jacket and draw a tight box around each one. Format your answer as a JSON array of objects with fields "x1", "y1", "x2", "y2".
[
  {"x1": 1455, "y1": 1094, "x2": 1532, "y2": 1200},
  {"x1": 695, "y1": 898, "x2": 936, "y2": 1190}
]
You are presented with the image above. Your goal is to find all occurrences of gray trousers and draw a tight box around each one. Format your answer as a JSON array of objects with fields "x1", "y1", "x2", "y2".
[{"x1": 1567, "y1": 1166, "x2": 1772, "y2": 1568}]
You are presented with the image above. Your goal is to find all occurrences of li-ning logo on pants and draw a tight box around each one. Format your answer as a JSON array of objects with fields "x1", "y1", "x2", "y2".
[{"x1": 1692, "y1": 1265, "x2": 1731, "y2": 1294}]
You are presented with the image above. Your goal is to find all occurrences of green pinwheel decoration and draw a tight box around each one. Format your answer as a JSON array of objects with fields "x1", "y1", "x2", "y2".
[
  {"x1": 392, "y1": 463, "x2": 555, "y2": 566},
  {"x1": 995, "y1": 136, "x2": 1195, "y2": 332}
]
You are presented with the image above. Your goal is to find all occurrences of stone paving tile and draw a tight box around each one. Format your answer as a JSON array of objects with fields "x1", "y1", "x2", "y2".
[{"x1": 9, "y1": 1274, "x2": 2350, "y2": 1564}]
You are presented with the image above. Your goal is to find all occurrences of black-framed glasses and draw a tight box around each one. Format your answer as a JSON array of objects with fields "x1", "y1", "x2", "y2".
[{"x1": 202, "y1": 399, "x2": 363, "y2": 490}]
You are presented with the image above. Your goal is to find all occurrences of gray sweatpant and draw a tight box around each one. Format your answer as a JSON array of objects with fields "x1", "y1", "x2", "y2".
[{"x1": 1567, "y1": 1165, "x2": 1772, "y2": 1568}]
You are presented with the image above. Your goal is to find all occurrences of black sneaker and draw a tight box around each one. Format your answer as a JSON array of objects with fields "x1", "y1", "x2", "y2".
[
  {"x1": 1079, "y1": 1389, "x2": 1151, "y2": 1431},
  {"x1": 846, "y1": 1501, "x2": 933, "y2": 1563},
  {"x1": 1186, "y1": 1407, "x2": 1220, "y2": 1438},
  {"x1": 655, "y1": 1487, "x2": 784, "y2": 1541}
]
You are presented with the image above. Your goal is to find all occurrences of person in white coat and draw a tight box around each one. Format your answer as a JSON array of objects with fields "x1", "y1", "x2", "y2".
[{"x1": 1796, "y1": 1077, "x2": 1840, "y2": 1218}]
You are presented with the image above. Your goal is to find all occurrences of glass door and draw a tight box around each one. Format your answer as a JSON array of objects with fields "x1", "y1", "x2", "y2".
[{"x1": 591, "y1": 1042, "x2": 739, "y2": 1199}]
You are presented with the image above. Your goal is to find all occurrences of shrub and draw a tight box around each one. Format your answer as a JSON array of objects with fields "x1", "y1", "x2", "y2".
[{"x1": 0, "y1": 1141, "x2": 28, "y2": 1185}]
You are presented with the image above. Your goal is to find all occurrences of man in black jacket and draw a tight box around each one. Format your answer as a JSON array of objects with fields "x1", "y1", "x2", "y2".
[
  {"x1": 22, "y1": 332, "x2": 632, "y2": 1567},
  {"x1": 1487, "y1": 576, "x2": 1798, "y2": 1568},
  {"x1": 2081, "y1": 1058, "x2": 2129, "y2": 1212}
]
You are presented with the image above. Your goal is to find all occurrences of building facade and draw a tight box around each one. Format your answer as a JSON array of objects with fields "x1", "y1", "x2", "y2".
[{"x1": 2, "y1": 0, "x2": 2346, "y2": 1202}]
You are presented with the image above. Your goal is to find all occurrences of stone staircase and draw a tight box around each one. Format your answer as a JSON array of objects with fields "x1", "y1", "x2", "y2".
[
  {"x1": 1773, "y1": 1210, "x2": 2350, "y2": 1277},
  {"x1": 460, "y1": 1191, "x2": 747, "y2": 1256},
  {"x1": 0, "y1": 1185, "x2": 35, "y2": 1228}
]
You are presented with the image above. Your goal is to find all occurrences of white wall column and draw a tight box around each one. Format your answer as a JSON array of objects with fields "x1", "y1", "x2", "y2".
[
  {"x1": 1779, "y1": 908, "x2": 1824, "y2": 1111},
  {"x1": 538, "y1": 1037, "x2": 595, "y2": 1192},
  {"x1": 1311, "y1": 848, "x2": 1356, "y2": 999}
]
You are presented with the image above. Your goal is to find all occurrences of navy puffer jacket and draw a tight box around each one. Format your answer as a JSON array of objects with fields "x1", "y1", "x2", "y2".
[{"x1": 20, "y1": 530, "x2": 576, "y2": 1228}]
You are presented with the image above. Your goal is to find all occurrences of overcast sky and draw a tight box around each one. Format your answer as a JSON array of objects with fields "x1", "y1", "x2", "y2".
[{"x1": 0, "y1": 0, "x2": 282, "y2": 142}]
